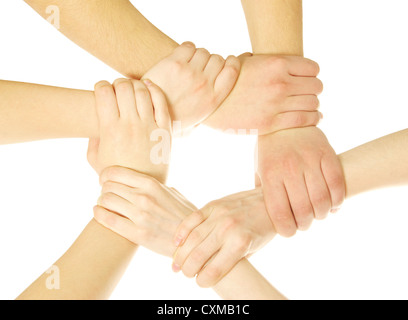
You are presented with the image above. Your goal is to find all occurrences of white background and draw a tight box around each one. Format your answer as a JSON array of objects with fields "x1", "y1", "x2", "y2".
[{"x1": 1, "y1": 0, "x2": 408, "y2": 300}]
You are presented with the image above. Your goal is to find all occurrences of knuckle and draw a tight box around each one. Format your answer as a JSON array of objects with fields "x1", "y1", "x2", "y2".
[
  {"x1": 197, "y1": 48, "x2": 210, "y2": 56},
  {"x1": 103, "y1": 166, "x2": 121, "y2": 182},
  {"x1": 135, "y1": 194, "x2": 153, "y2": 210},
  {"x1": 134, "y1": 86, "x2": 149, "y2": 98},
  {"x1": 99, "y1": 192, "x2": 114, "y2": 208},
  {"x1": 293, "y1": 202, "x2": 314, "y2": 219},
  {"x1": 95, "y1": 83, "x2": 113, "y2": 96},
  {"x1": 190, "y1": 249, "x2": 205, "y2": 263},
  {"x1": 290, "y1": 112, "x2": 308, "y2": 128},
  {"x1": 273, "y1": 81, "x2": 290, "y2": 96},
  {"x1": 268, "y1": 56, "x2": 288, "y2": 70},
  {"x1": 114, "y1": 79, "x2": 132, "y2": 92},
  {"x1": 315, "y1": 78, "x2": 324, "y2": 94},
  {"x1": 171, "y1": 60, "x2": 185, "y2": 73},
  {"x1": 234, "y1": 234, "x2": 251, "y2": 253},
  {"x1": 101, "y1": 181, "x2": 116, "y2": 194},
  {"x1": 211, "y1": 54, "x2": 225, "y2": 65},
  {"x1": 188, "y1": 229, "x2": 203, "y2": 243},
  {"x1": 307, "y1": 95, "x2": 320, "y2": 110}
]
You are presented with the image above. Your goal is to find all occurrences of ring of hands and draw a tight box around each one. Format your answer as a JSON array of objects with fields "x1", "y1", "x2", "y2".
[{"x1": 88, "y1": 42, "x2": 345, "y2": 288}]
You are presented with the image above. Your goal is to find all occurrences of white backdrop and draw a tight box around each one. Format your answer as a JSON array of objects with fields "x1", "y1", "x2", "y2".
[{"x1": 1, "y1": 0, "x2": 408, "y2": 300}]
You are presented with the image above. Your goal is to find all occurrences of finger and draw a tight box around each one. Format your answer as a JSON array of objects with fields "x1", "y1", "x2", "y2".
[
  {"x1": 100, "y1": 166, "x2": 153, "y2": 188},
  {"x1": 305, "y1": 168, "x2": 332, "y2": 221},
  {"x1": 112, "y1": 78, "x2": 138, "y2": 120},
  {"x1": 143, "y1": 79, "x2": 172, "y2": 130},
  {"x1": 284, "y1": 174, "x2": 315, "y2": 231},
  {"x1": 173, "y1": 210, "x2": 206, "y2": 247},
  {"x1": 262, "y1": 179, "x2": 297, "y2": 238},
  {"x1": 172, "y1": 220, "x2": 214, "y2": 274},
  {"x1": 269, "y1": 111, "x2": 322, "y2": 133},
  {"x1": 289, "y1": 76, "x2": 324, "y2": 96},
  {"x1": 132, "y1": 80, "x2": 155, "y2": 122},
  {"x1": 196, "y1": 236, "x2": 249, "y2": 288},
  {"x1": 284, "y1": 95, "x2": 320, "y2": 112},
  {"x1": 189, "y1": 48, "x2": 211, "y2": 71},
  {"x1": 204, "y1": 54, "x2": 226, "y2": 83},
  {"x1": 97, "y1": 192, "x2": 134, "y2": 218},
  {"x1": 93, "y1": 206, "x2": 139, "y2": 244},
  {"x1": 286, "y1": 56, "x2": 320, "y2": 77},
  {"x1": 321, "y1": 154, "x2": 346, "y2": 212},
  {"x1": 171, "y1": 41, "x2": 197, "y2": 63},
  {"x1": 101, "y1": 181, "x2": 136, "y2": 203},
  {"x1": 213, "y1": 55, "x2": 241, "y2": 105},
  {"x1": 180, "y1": 231, "x2": 222, "y2": 279},
  {"x1": 94, "y1": 81, "x2": 119, "y2": 126}
]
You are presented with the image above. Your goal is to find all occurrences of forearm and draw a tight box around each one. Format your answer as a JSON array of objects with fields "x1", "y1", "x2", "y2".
[
  {"x1": 17, "y1": 219, "x2": 137, "y2": 300},
  {"x1": 24, "y1": 0, "x2": 178, "y2": 79},
  {"x1": 241, "y1": 0, "x2": 303, "y2": 55},
  {"x1": 213, "y1": 259, "x2": 286, "y2": 300},
  {"x1": 340, "y1": 129, "x2": 408, "y2": 199},
  {"x1": 0, "y1": 80, "x2": 98, "y2": 144}
]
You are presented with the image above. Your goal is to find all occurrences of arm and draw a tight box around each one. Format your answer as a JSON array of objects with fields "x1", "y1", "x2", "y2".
[
  {"x1": 339, "y1": 129, "x2": 408, "y2": 198},
  {"x1": 17, "y1": 220, "x2": 137, "y2": 300},
  {"x1": 242, "y1": 0, "x2": 304, "y2": 55},
  {"x1": 17, "y1": 79, "x2": 171, "y2": 299},
  {"x1": 22, "y1": 0, "x2": 322, "y2": 137},
  {"x1": 242, "y1": 0, "x2": 346, "y2": 237},
  {"x1": 0, "y1": 42, "x2": 239, "y2": 144},
  {"x1": 0, "y1": 80, "x2": 97, "y2": 144},
  {"x1": 172, "y1": 129, "x2": 408, "y2": 290},
  {"x1": 95, "y1": 128, "x2": 408, "y2": 299},
  {"x1": 24, "y1": 0, "x2": 178, "y2": 79}
]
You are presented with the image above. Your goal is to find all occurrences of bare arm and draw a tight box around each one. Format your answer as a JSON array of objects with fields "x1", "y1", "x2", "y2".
[
  {"x1": 242, "y1": 0, "x2": 346, "y2": 237},
  {"x1": 17, "y1": 78, "x2": 172, "y2": 300},
  {"x1": 0, "y1": 80, "x2": 97, "y2": 144},
  {"x1": 339, "y1": 129, "x2": 408, "y2": 198},
  {"x1": 207, "y1": 129, "x2": 408, "y2": 299},
  {"x1": 242, "y1": 0, "x2": 303, "y2": 55},
  {"x1": 24, "y1": 0, "x2": 178, "y2": 79},
  {"x1": 17, "y1": 220, "x2": 137, "y2": 300}
]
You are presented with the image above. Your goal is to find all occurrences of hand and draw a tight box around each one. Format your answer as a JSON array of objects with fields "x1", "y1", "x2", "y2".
[
  {"x1": 143, "y1": 42, "x2": 241, "y2": 132},
  {"x1": 257, "y1": 127, "x2": 346, "y2": 237},
  {"x1": 204, "y1": 53, "x2": 323, "y2": 135},
  {"x1": 172, "y1": 188, "x2": 275, "y2": 288},
  {"x1": 87, "y1": 79, "x2": 171, "y2": 183},
  {"x1": 93, "y1": 166, "x2": 197, "y2": 258}
]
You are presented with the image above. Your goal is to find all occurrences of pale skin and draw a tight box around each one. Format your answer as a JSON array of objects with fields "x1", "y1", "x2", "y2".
[
  {"x1": 17, "y1": 78, "x2": 171, "y2": 300},
  {"x1": 22, "y1": 0, "x2": 324, "y2": 134},
  {"x1": 241, "y1": 0, "x2": 346, "y2": 237},
  {"x1": 0, "y1": 42, "x2": 241, "y2": 143},
  {"x1": 167, "y1": 0, "x2": 346, "y2": 286},
  {"x1": 21, "y1": 0, "x2": 339, "y2": 237},
  {"x1": 96, "y1": 129, "x2": 408, "y2": 299}
]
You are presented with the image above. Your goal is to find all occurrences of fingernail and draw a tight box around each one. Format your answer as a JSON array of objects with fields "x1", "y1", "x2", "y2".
[
  {"x1": 143, "y1": 79, "x2": 153, "y2": 86},
  {"x1": 172, "y1": 263, "x2": 181, "y2": 273},
  {"x1": 319, "y1": 112, "x2": 324, "y2": 119},
  {"x1": 331, "y1": 208, "x2": 340, "y2": 214},
  {"x1": 174, "y1": 236, "x2": 184, "y2": 247}
]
